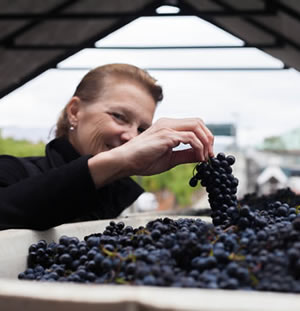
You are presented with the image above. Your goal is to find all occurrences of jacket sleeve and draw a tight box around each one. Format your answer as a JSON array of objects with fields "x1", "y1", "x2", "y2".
[
  {"x1": 0, "y1": 155, "x2": 100, "y2": 230},
  {"x1": 96, "y1": 177, "x2": 144, "y2": 219}
]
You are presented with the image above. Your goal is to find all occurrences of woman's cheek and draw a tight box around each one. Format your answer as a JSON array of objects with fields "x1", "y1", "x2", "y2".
[{"x1": 95, "y1": 134, "x2": 108, "y2": 154}]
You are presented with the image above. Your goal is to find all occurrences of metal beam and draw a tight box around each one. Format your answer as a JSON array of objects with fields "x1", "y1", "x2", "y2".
[
  {"x1": 0, "y1": 0, "x2": 161, "y2": 98},
  {"x1": 57, "y1": 66, "x2": 288, "y2": 71},
  {"x1": 270, "y1": 0, "x2": 300, "y2": 21},
  {"x1": 0, "y1": 0, "x2": 79, "y2": 46},
  {"x1": 211, "y1": 0, "x2": 300, "y2": 51},
  {"x1": 0, "y1": 8, "x2": 278, "y2": 20},
  {"x1": 95, "y1": 43, "x2": 284, "y2": 49},
  {"x1": 6, "y1": 43, "x2": 283, "y2": 50}
]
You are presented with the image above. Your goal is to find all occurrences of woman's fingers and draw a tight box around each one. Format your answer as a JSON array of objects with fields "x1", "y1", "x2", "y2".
[
  {"x1": 170, "y1": 148, "x2": 199, "y2": 167},
  {"x1": 158, "y1": 129, "x2": 206, "y2": 162},
  {"x1": 195, "y1": 122, "x2": 214, "y2": 158},
  {"x1": 153, "y1": 117, "x2": 214, "y2": 160}
]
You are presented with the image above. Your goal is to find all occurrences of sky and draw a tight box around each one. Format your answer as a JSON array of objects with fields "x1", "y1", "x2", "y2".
[{"x1": 1, "y1": 14, "x2": 300, "y2": 149}]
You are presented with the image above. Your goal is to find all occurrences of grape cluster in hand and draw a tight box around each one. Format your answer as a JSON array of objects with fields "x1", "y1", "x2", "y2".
[{"x1": 189, "y1": 153, "x2": 239, "y2": 227}]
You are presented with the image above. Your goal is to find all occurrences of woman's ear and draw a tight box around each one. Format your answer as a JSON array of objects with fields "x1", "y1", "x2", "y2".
[{"x1": 66, "y1": 96, "x2": 80, "y2": 126}]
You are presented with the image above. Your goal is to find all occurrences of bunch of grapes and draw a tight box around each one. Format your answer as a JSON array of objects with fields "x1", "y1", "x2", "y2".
[{"x1": 189, "y1": 153, "x2": 239, "y2": 227}]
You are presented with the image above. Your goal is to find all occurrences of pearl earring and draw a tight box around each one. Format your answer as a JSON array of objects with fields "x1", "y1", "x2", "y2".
[{"x1": 70, "y1": 125, "x2": 75, "y2": 131}]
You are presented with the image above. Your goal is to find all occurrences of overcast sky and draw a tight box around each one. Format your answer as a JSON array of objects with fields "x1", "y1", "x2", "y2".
[{"x1": 1, "y1": 15, "x2": 300, "y2": 148}]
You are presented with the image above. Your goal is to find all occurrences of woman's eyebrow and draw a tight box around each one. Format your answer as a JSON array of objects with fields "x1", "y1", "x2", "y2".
[{"x1": 118, "y1": 107, "x2": 151, "y2": 128}]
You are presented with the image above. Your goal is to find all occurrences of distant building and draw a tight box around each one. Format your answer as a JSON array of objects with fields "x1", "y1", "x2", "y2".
[
  {"x1": 245, "y1": 128, "x2": 300, "y2": 195},
  {"x1": 256, "y1": 165, "x2": 288, "y2": 195},
  {"x1": 259, "y1": 127, "x2": 300, "y2": 152}
]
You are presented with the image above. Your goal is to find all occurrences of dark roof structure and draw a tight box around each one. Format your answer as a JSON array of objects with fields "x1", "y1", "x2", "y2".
[{"x1": 1, "y1": 0, "x2": 300, "y2": 99}]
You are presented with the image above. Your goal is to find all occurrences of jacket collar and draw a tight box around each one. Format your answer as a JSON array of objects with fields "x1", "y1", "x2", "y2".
[{"x1": 46, "y1": 137, "x2": 81, "y2": 168}]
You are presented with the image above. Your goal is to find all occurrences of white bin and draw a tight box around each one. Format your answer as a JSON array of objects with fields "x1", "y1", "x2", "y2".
[{"x1": 0, "y1": 215, "x2": 299, "y2": 311}]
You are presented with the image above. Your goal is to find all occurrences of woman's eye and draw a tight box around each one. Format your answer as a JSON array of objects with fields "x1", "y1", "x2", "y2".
[
  {"x1": 112, "y1": 113, "x2": 124, "y2": 121},
  {"x1": 138, "y1": 127, "x2": 145, "y2": 134}
]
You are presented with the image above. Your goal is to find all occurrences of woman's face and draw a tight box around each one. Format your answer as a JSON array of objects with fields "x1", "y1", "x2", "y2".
[{"x1": 68, "y1": 78, "x2": 156, "y2": 155}]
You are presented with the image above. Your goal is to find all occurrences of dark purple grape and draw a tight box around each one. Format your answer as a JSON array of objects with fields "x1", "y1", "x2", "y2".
[
  {"x1": 226, "y1": 155, "x2": 235, "y2": 165},
  {"x1": 189, "y1": 176, "x2": 198, "y2": 187},
  {"x1": 217, "y1": 153, "x2": 226, "y2": 161}
]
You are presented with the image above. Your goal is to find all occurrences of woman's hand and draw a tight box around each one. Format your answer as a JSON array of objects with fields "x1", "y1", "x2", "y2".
[
  {"x1": 115, "y1": 117, "x2": 214, "y2": 176},
  {"x1": 88, "y1": 117, "x2": 214, "y2": 187}
]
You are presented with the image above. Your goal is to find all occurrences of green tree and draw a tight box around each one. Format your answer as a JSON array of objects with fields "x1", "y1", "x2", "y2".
[
  {"x1": 135, "y1": 163, "x2": 201, "y2": 207},
  {"x1": 0, "y1": 130, "x2": 45, "y2": 157},
  {"x1": 262, "y1": 136, "x2": 286, "y2": 150}
]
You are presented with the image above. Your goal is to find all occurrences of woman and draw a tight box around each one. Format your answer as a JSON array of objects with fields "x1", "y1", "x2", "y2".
[{"x1": 0, "y1": 63, "x2": 214, "y2": 230}]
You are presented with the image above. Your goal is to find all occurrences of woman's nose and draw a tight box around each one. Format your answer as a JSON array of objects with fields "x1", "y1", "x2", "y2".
[{"x1": 120, "y1": 127, "x2": 138, "y2": 142}]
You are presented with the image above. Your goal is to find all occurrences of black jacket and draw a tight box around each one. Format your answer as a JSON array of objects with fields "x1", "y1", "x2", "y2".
[{"x1": 0, "y1": 137, "x2": 144, "y2": 230}]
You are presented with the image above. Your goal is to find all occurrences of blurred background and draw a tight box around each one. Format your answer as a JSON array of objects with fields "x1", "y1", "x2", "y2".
[{"x1": 1, "y1": 0, "x2": 300, "y2": 214}]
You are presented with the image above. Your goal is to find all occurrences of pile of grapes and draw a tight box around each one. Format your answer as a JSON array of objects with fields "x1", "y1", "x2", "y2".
[{"x1": 18, "y1": 153, "x2": 300, "y2": 293}]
